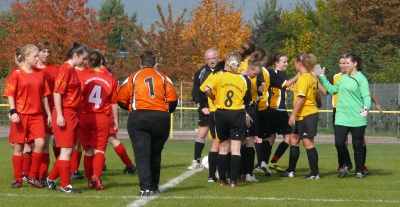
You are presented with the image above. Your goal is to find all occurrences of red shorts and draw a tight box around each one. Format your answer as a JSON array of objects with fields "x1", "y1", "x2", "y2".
[
  {"x1": 43, "y1": 112, "x2": 53, "y2": 135},
  {"x1": 9, "y1": 113, "x2": 45, "y2": 144},
  {"x1": 52, "y1": 108, "x2": 79, "y2": 148},
  {"x1": 79, "y1": 113, "x2": 110, "y2": 151},
  {"x1": 109, "y1": 114, "x2": 118, "y2": 135}
]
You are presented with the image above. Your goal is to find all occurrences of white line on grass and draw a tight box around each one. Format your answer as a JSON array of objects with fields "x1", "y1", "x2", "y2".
[
  {"x1": 156, "y1": 196, "x2": 400, "y2": 203},
  {"x1": 1, "y1": 193, "x2": 399, "y2": 204},
  {"x1": 126, "y1": 168, "x2": 203, "y2": 207}
]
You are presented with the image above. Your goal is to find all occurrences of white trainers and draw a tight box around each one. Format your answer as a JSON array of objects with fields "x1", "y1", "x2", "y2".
[
  {"x1": 260, "y1": 161, "x2": 272, "y2": 176},
  {"x1": 188, "y1": 160, "x2": 200, "y2": 170},
  {"x1": 245, "y1": 174, "x2": 259, "y2": 182},
  {"x1": 280, "y1": 171, "x2": 295, "y2": 178}
]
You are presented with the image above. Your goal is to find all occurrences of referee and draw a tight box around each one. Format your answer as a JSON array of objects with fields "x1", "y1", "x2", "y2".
[{"x1": 117, "y1": 50, "x2": 178, "y2": 196}]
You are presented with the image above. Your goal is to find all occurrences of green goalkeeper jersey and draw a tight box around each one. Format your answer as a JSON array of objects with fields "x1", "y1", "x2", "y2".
[{"x1": 319, "y1": 71, "x2": 371, "y2": 127}]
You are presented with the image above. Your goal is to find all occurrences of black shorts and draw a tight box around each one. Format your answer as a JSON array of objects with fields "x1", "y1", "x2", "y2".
[
  {"x1": 209, "y1": 112, "x2": 216, "y2": 139},
  {"x1": 332, "y1": 108, "x2": 336, "y2": 125},
  {"x1": 258, "y1": 109, "x2": 271, "y2": 138},
  {"x1": 269, "y1": 109, "x2": 292, "y2": 135},
  {"x1": 215, "y1": 109, "x2": 246, "y2": 142},
  {"x1": 197, "y1": 110, "x2": 209, "y2": 126},
  {"x1": 292, "y1": 113, "x2": 319, "y2": 139},
  {"x1": 245, "y1": 105, "x2": 258, "y2": 137}
]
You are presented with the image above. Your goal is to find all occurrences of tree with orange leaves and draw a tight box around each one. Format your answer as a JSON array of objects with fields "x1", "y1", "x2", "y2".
[
  {"x1": 125, "y1": 4, "x2": 192, "y2": 81},
  {"x1": 0, "y1": 0, "x2": 112, "y2": 75},
  {"x1": 181, "y1": 0, "x2": 252, "y2": 66}
]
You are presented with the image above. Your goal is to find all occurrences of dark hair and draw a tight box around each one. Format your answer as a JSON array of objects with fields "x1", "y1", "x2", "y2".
[
  {"x1": 294, "y1": 53, "x2": 317, "y2": 72},
  {"x1": 265, "y1": 52, "x2": 286, "y2": 68},
  {"x1": 254, "y1": 48, "x2": 267, "y2": 67},
  {"x1": 344, "y1": 53, "x2": 364, "y2": 71},
  {"x1": 65, "y1": 42, "x2": 88, "y2": 61},
  {"x1": 140, "y1": 50, "x2": 156, "y2": 67},
  {"x1": 35, "y1": 40, "x2": 53, "y2": 51},
  {"x1": 238, "y1": 42, "x2": 256, "y2": 60},
  {"x1": 93, "y1": 49, "x2": 111, "y2": 72},
  {"x1": 339, "y1": 54, "x2": 346, "y2": 60},
  {"x1": 87, "y1": 51, "x2": 102, "y2": 69},
  {"x1": 15, "y1": 47, "x2": 22, "y2": 59},
  {"x1": 214, "y1": 60, "x2": 225, "y2": 74}
]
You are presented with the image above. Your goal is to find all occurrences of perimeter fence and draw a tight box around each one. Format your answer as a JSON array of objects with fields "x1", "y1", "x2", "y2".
[{"x1": 1, "y1": 81, "x2": 399, "y2": 134}]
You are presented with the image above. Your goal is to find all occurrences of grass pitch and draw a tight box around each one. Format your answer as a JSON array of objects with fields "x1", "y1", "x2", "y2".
[{"x1": 0, "y1": 138, "x2": 399, "y2": 207}]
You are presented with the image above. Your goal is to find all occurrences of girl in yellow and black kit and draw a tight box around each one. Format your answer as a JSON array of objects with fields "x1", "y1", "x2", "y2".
[
  {"x1": 204, "y1": 52, "x2": 251, "y2": 187},
  {"x1": 280, "y1": 53, "x2": 320, "y2": 179}
]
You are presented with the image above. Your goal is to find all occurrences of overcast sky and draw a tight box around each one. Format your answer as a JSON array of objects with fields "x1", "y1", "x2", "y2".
[
  {"x1": 85, "y1": 0, "x2": 305, "y2": 27},
  {"x1": 1, "y1": 0, "x2": 309, "y2": 28}
]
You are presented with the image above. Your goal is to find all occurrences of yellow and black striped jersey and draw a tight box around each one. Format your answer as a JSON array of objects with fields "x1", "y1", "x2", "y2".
[
  {"x1": 206, "y1": 72, "x2": 248, "y2": 110},
  {"x1": 238, "y1": 60, "x2": 265, "y2": 102},
  {"x1": 268, "y1": 69, "x2": 290, "y2": 110},
  {"x1": 258, "y1": 67, "x2": 271, "y2": 111},
  {"x1": 293, "y1": 73, "x2": 319, "y2": 121},
  {"x1": 200, "y1": 71, "x2": 223, "y2": 112},
  {"x1": 331, "y1": 72, "x2": 344, "y2": 108}
]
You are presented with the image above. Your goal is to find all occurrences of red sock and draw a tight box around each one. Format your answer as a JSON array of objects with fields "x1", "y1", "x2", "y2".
[
  {"x1": 39, "y1": 153, "x2": 50, "y2": 179},
  {"x1": 28, "y1": 152, "x2": 43, "y2": 179},
  {"x1": 22, "y1": 153, "x2": 32, "y2": 176},
  {"x1": 84, "y1": 155, "x2": 94, "y2": 181},
  {"x1": 58, "y1": 160, "x2": 71, "y2": 188},
  {"x1": 271, "y1": 155, "x2": 279, "y2": 163},
  {"x1": 52, "y1": 145, "x2": 60, "y2": 158},
  {"x1": 70, "y1": 149, "x2": 82, "y2": 173},
  {"x1": 12, "y1": 155, "x2": 24, "y2": 182},
  {"x1": 48, "y1": 159, "x2": 59, "y2": 180},
  {"x1": 93, "y1": 153, "x2": 105, "y2": 178},
  {"x1": 114, "y1": 144, "x2": 133, "y2": 168}
]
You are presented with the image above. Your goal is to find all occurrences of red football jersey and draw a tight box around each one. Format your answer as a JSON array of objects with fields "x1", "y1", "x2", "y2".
[
  {"x1": 3, "y1": 67, "x2": 51, "y2": 114},
  {"x1": 117, "y1": 67, "x2": 178, "y2": 112},
  {"x1": 80, "y1": 69, "x2": 118, "y2": 114},
  {"x1": 54, "y1": 62, "x2": 82, "y2": 109},
  {"x1": 37, "y1": 63, "x2": 58, "y2": 109}
]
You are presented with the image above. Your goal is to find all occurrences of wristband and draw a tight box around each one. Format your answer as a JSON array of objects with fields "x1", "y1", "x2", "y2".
[{"x1": 10, "y1": 109, "x2": 17, "y2": 115}]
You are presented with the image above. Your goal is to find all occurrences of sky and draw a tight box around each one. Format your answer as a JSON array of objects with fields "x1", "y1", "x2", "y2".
[
  {"x1": 1, "y1": 0, "x2": 307, "y2": 29},
  {"x1": 85, "y1": 0, "x2": 304, "y2": 27}
]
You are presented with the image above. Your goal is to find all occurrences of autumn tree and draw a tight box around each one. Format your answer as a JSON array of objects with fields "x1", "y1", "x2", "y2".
[
  {"x1": 181, "y1": 0, "x2": 252, "y2": 68},
  {"x1": 0, "y1": 0, "x2": 111, "y2": 74},
  {"x1": 125, "y1": 4, "x2": 191, "y2": 81}
]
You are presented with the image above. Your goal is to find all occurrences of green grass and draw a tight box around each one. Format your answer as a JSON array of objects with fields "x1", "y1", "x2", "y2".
[{"x1": 0, "y1": 138, "x2": 399, "y2": 207}]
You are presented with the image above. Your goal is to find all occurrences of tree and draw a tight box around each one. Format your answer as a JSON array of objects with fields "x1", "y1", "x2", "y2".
[
  {"x1": 252, "y1": 0, "x2": 283, "y2": 54},
  {"x1": 181, "y1": 0, "x2": 252, "y2": 66},
  {"x1": 99, "y1": 0, "x2": 138, "y2": 51},
  {"x1": 125, "y1": 4, "x2": 190, "y2": 81},
  {"x1": 0, "y1": 0, "x2": 111, "y2": 73}
]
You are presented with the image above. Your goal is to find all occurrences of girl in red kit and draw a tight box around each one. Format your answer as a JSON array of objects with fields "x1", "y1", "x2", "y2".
[
  {"x1": 35, "y1": 40, "x2": 59, "y2": 186},
  {"x1": 79, "y1": 50, "x2": 119, "y2": 190},
  {"x1": 94, "y1": 49, "x2": 136, "y2": 174},
  {"x1": 4, "y1": 44, "x2": 52, "y2": 188},
  {"x1": 47, "y1": 43, "x2": 88, "y2": 194}
]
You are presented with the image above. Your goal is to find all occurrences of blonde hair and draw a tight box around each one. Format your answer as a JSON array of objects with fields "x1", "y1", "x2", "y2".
[
  {"x1": 294, "y1": 53, "x2": 317, "y2": 72},
  {"x1": 224, "y1": 52, "x2": 242, "y2": 73},
  {"x1": 18, "y1": 44, "x2": 39, "y2": 62},
  {"x1": 248, "y1": 59, "x2": 262, "y2": 71}
]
